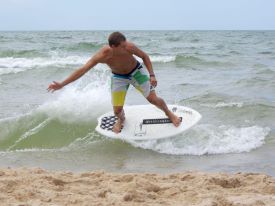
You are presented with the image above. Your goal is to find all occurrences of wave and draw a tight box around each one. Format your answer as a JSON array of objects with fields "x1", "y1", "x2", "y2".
[
  {"x1": 129, "y1": 124, "x2": 270, "y2": 155},
  {"x1": 0, "y1": 49, "x2": 45, "y2": 58},
  {"x1": 182, "y1": 92, "x2": 275, "y2": 121},
  {"x1": 184, "y1": 92, "x2": 233, "y2": 105},
  {"x1": 258, "y1": 51, "x2": 273, "y2": 55},
  {"x1": 140, "y1": 54, "x2": 232, "y2": 67},
  {"x1": 236, "y1": 76, "x2": 275, "y2": 87},
  {"x1": 148, "y1": 55, "x2": 176, "y2": 63},
  {"x1": 190, "y1": 38, "x2": 200, "y2": 43},
  {"x1": 0, "y1": 55, "x2": 178, "y2": 75},
  {"x1": 72, "y1": 42, "x2": 103, "y2": 51},
  {"x1": 175, "y1": 55, "x2": 202, "y2": 63},
  {"x1": 228, "y1": 50, "x2": 241, "y2": 55},
  {"x1": 213, "y1": 102, "x2": 244, "y2": 108},
  {"x1": 55, "y1": 36, "x2": 73, "y2": 39},
  {"x1": 206, "y1": 101, "x2": 274, "y2": 109},
  {"x1": 0, "y1": 68, "x2": 111, "y2": 151},
  {"x1": 166, "y1": 36, "x2": 182, "y2": 42},
  {"x1": 0, "y1": 56, "x2": 89, "y2": 75},
  {"x1": 51, "y1": 42, "x2": 104, "y2": 52},
  {"x1": 254, "y1": 68, "x2": 275, "y2": 76},
  {"x1": 175, "y1": 55, "x2": 234, "y2": 67},
  {"x1": 0, "y1": 53, "x2": 235, "y2": 76}
]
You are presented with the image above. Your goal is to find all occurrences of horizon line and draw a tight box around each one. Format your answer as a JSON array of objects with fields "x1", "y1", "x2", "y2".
[{"x1": 0, "y1": 29, "x2": 275, "y2": 32}]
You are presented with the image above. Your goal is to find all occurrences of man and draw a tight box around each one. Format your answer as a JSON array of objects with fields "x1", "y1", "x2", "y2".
[{"x1": 47, "y1": 32, "x2": 181, "y2": 133}]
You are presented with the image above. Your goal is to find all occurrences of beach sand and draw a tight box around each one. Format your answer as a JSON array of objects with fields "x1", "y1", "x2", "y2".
[{"x1": 0, "y1": 168, "x2": 275, "y2": 206}]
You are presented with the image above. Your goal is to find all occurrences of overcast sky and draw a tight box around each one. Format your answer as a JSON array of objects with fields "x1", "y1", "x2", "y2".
[{"x1": 0, "y1": 0, "x2": 275, "y2": 30}]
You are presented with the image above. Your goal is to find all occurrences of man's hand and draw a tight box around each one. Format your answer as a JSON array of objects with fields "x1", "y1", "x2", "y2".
[
  {"x1": 150, "y1": 76, "x2": 157, "y2": 88},
  {"x1": 47, "y1": 81, "x2": 63, "y2": 93}
]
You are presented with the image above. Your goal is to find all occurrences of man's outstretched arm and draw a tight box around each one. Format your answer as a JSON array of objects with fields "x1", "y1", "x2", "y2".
[{"x1": 47, "y1": 52, "x2": 103, "y2": 93}]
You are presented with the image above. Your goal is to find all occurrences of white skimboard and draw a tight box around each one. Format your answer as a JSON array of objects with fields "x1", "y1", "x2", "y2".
[{"x1": 95, "y1": 104, "x2": 201, "y2": 140}]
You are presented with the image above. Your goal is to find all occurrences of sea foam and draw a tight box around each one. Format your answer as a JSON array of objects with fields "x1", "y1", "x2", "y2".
[{"x1": 129, "y1": 124, "x2": 270, "y2": 155}]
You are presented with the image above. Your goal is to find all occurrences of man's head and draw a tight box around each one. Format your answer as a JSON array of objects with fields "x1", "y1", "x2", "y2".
[{"x1": 108, "y1": 32, "x2": 126, "y2": 48}]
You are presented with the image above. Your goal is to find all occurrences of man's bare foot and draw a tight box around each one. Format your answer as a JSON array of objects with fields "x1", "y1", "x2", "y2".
[
  {"x1": 167, "y1": 111, "x2": 181, "y2": 127},
  {"x1": 112, "y1": 119, "x2": 124, "y2": 133}
]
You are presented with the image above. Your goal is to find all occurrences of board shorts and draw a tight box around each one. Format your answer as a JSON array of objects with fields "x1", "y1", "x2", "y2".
[{"x1": 111, "y1": 61, "x2": 155, "y2": 107}]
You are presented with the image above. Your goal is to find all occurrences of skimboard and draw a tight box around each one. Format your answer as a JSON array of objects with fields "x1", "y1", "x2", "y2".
[{"x1": 95, "y1": 104, "x2": 201, "y2": 140}]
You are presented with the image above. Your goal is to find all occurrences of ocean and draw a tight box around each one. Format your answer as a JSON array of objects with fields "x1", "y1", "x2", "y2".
[{"x1": 0, "y1": 31, "x2": 274, "y2": 175}]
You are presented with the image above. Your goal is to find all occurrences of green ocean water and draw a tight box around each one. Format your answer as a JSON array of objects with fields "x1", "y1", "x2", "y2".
[{"x1": 0, "y1": 31, "x2": 274, "y2": 175}]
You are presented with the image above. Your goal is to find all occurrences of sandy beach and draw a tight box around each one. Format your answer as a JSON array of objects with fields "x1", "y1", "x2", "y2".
[{"x1": 0, "y1": 168, "x2": 274, "y2": 206}]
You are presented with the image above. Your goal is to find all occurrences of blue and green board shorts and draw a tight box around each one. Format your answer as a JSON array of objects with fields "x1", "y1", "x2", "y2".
[{"x1": 111, "y1": 61, "x2": 155, "y2": 107}]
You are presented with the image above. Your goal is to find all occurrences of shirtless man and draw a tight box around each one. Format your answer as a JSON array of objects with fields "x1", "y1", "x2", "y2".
[{"x1": 47, "y1": 32, "x2": 181, "y2": 133}]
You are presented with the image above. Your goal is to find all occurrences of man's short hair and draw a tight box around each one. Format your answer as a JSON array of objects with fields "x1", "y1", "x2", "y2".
[{"x1": 108, "y1": 32, "x2": 126, "y2": 47}]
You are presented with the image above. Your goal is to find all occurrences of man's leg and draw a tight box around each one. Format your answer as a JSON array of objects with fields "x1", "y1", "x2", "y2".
[
  {"x1": 111, "y1": 75, "x2": 129, "y2": 134},
  {"x1": 112, "y1": 106, "x2": 125, "y2": 133},
  {"x1": 146, "y1": 91, "x2": 181, "y2": 127},
  {"x1": 129, "y1": 66, "x2": 181, "y2": 127}
]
